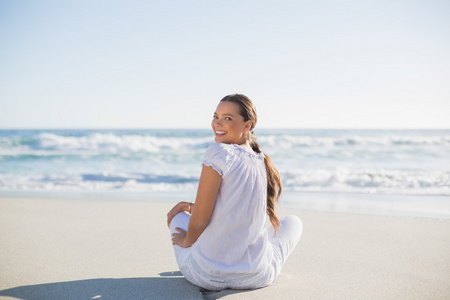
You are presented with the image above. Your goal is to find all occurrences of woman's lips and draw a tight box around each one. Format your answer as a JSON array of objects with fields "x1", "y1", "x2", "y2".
[{"x1": 215, "y1": 131, "x2": 226, "y2": 136}]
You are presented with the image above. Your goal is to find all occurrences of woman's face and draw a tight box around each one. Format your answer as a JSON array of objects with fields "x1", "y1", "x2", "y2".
[{"x1": 211, "y1": 101, "x2": 251, "y2": 145}]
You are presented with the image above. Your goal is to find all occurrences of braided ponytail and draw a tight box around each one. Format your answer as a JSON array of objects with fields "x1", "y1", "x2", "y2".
[{"x1": 220, "y1": 94, "x2": 282, "y2": 233}]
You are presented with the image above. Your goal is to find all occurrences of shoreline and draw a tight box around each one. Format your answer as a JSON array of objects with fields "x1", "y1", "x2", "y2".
[
  {"x1": 1, "y1": 196, "x2": 450, "y2": 299},
  {"x1": 1, "y1": 190, "x2": 450, "y2": 220}
]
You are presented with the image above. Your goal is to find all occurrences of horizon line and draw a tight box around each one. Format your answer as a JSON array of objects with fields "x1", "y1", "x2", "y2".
[{"x1": 0, "y1": 127, "x2": 449, "y2": 131}]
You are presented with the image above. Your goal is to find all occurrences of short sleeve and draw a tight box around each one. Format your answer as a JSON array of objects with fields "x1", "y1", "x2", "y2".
[{"x1": 202, "y1": 143, "x2": 233, "y2": 176}]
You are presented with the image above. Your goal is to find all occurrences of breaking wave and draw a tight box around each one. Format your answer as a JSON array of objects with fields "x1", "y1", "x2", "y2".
[{"x1": 1, "y1": 129, "x2": 449, "y2": 196}]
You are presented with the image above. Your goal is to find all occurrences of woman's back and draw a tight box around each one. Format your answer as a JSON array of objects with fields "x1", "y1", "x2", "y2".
[{"x1": 190, "y1": 143, "x2": 272, "y2": 279}]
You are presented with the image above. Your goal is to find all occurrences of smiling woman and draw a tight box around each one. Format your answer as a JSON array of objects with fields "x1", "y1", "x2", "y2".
[
  {"x1": 166, "y1": 94, "x2": 303, "y2": 291},
  {"x1": 212, "y1": 99, "x2": 253, "y2": 150}
]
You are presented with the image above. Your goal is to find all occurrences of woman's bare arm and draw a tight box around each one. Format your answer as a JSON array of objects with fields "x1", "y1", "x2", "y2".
[{"x1": 171, "y1": 165, "x2": 221, "y2": 248}]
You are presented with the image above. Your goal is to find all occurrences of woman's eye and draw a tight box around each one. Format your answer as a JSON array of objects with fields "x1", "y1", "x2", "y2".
[
  {"x1": 225, "y1": 117, "x2": 232, "y2": 121},
  {"x1": 213, "y1": 115, "x2": 218, "y2": 119}
]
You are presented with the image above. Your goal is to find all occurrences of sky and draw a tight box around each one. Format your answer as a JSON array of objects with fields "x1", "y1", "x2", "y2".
[{"x1": 0, "y1": 0, "x2": 449, "y2": 129}]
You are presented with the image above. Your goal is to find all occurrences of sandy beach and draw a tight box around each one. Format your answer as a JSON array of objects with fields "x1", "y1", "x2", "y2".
[{"x1": 1, "y1": 196, "x2": 449, "y2": 300}]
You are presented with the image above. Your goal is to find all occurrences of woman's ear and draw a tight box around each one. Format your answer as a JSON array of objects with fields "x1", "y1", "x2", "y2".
[{"x1": 244, "y1": 121, "x2": 252, "y2": 133}]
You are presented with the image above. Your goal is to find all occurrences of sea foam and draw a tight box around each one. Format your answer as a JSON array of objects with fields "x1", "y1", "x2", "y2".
[{"x1": 0, "y1": 129, "x2": 449, "y2": 196}]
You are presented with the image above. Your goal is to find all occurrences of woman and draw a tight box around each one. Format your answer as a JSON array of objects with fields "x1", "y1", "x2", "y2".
[{"x1": 167, "y1": 94, "x2": 302, "y2": 290}]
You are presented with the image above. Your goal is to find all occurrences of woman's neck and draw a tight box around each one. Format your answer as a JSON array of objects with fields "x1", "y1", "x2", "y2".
[{"x1": 238, "y1": 140, "x2": 254, "y2": 154}]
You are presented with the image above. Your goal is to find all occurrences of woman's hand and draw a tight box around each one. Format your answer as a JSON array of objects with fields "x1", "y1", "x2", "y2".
[
  {"x1": 167, "y1": 202, "x2": 182, "y2": 228},
  {"x1": 171, "y1": 227, "x2": 191, "y2": 248},
  {"x1": 167, "y1": 201, "x2": 190, "y2": 228}
]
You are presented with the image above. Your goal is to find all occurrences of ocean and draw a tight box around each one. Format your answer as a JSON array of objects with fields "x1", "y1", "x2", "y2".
[{"x1": 1, "y1": 129, "x2": 449, "y2": 218}]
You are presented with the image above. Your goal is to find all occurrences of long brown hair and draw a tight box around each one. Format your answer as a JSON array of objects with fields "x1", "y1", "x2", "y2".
[{"x1": 220, "y1": 94, "x2": 282, "y2": 233}]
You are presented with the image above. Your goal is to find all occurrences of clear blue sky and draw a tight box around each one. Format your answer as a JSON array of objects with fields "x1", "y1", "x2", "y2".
[{"x1": 1, "y1": 0, "x2": 449, "y2": 129}]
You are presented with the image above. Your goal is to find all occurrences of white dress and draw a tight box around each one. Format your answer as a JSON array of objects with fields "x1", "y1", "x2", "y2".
[{"x1": 170, "y1": 143, "x2": 302, "y2": 290}]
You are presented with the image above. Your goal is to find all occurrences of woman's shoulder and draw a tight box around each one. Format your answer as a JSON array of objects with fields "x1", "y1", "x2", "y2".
[
  {"x1": 205, "y1": 143, "x2": 264, "y2": 160},
  {"x1": 205, "y1": 143, "x2": 235, "y2": 157},
  {"x1": 203, "y1": 143, "x2": 237, "y2": 176}
]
